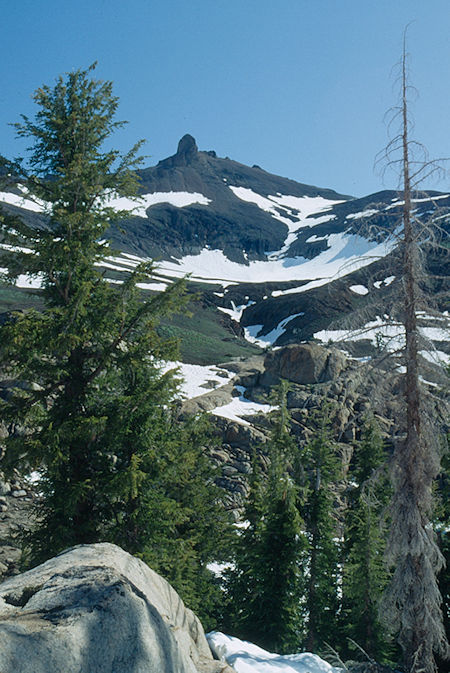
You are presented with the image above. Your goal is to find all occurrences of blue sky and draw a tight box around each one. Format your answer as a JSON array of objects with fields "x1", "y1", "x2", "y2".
[{"x1": 2, "y1": 0, "x2": 450, "y2": 196}]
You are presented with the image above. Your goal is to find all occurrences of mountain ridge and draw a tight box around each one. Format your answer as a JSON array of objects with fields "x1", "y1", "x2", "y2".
[{"x1": 0, "y1": 135, "x2": 448, "y2": 360}]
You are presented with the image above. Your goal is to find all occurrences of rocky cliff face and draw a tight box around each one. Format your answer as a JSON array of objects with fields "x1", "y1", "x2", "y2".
[{"x1": 0, "y1": 543, "x2": 233, "y2": 673}]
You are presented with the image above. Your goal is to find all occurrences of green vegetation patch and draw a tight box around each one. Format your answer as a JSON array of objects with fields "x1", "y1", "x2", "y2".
[
  {"x1": 158, "y1": 303, "x2": 262, "y2": 365},
  {"x1": 0, "y1": 283, "x2": 44, "y2": 313}
]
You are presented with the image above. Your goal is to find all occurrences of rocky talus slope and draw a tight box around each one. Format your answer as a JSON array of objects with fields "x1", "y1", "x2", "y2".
[
  {"x1": 0, "y1": 342, "x2": 447, "y2": 563},
  {"x1": 183, "y1": 343, "x2": 448, "y2": 513}
]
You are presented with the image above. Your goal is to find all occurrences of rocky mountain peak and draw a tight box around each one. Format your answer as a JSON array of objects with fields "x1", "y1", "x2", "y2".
[{"x1": 176, "y1": 133, "x2": 198, "y2": 157}]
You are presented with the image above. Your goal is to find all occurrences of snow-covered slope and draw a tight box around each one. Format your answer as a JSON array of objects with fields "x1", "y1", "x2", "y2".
[{"x1": 1, "y1": 134, "x2": 448, "y2": 357}]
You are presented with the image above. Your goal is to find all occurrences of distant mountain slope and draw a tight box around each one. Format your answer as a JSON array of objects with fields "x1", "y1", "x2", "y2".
[
  {"x1": 106, "y1": 134, "x2": 351, "y2": 262},
  {"x1": 0, "y1": 135, "x2": 448, "y2": 362}
]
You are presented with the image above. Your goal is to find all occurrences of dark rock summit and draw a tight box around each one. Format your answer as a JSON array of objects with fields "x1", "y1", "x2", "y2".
[{"x1": 177, "y1": 133, "x2": 198, "y2": 159}]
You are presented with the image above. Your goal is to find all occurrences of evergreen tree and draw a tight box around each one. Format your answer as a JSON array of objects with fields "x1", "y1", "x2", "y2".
[
  {"x1": 225, "y1": 381, "x2": 307, "y2": 653},
  {"x1": 302, "y1": 403, "x2": 341, "y2": 653},
  {"x1": 0, "y1": 66, "x2": 233, "y2": 620},
  {"x1": 342, "y1": 417, "x2": 392, "y2": 662}
]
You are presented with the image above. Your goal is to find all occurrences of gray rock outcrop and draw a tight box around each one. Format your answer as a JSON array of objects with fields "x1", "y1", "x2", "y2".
[
  {"x1": 262, "y1": 343, "x2": 347, "y2": 386},
  {"x1": 0, "y1": 543, "x2": 231, "y2": 673}
]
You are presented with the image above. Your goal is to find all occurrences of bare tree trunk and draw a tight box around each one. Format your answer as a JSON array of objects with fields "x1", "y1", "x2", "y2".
[{"x1": 382, "y1": 39, "x2": 449, "y2": 673}]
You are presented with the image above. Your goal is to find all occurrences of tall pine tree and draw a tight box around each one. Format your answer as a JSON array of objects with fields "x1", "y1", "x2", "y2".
[
  {"x1": 302, "y1": 402, "x2": 342, "y2": 653},
  {"x1": 0, "y1": 67, "x2": 232, "y2": 620},
  {"x1": 342, "y1": 417, "x2": 392, "y2": 662},
  {"x1": 225, "y1": 381, "x2": 307, "y2": 653}
]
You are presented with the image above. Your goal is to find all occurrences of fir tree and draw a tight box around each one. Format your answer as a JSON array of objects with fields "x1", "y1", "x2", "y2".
[
  {"x1": 0, "y1": 67, "x2": 233, "y2": 617},
  {"x1": 225, "y1": 381, "x2": 307, "y2": 653},
  {"x1": 342, "y1": 417, "x2": 392, "y2": 662},
  {"x1": 302, "y1": 402, "x2": 342, "y2": 653}
]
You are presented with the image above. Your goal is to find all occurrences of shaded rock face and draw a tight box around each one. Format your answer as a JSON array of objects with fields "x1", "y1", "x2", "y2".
[
  {"x1": 262, "y1": 343, "x2": 347, "y2": 386},
  {"x1": 177, "y1": 134, "x2": 199, "y2": 159},
  {"x1": 0, "y1": 543, "x2": 230, "y2": 673}
]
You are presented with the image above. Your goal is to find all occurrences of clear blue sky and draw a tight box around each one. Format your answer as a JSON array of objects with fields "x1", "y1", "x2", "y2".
[{"x1": 2, "y1": 0, "x2": 450, "y2": 197}]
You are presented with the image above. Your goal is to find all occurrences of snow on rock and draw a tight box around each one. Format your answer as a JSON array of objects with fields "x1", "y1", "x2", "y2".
[
  {"x1": 15, "y1": 274, "x2": 44, "y2": 289},
  {"x1": 305, "y1": 234, "x2": 329, "y2": 243},
  {"x1": 163, "y1": 362, "x2": 233, "y2": 400},
  {"x1": 157, "y1": 232, "x2": 393, "y2": 290},
  {"x1": 104, "y1": 191, "x2": 211, "y2": 217},
  {"x1": 0, "y1": 266, "x2": 43, "y2": 290},
  {"x1": 349, "y1": 284, "x2": 369, "y2": 295},
  {"x1": 346, "y1": 208, "x2": 379, "y2": 219},
  {"x1": 419, "y1": 349, "x2": 450, "y2": 366},
  {"x1": 315, "y1": 313, "x2": 449, "y2": 353},
  {"x1": 0, "y1": 189, "x2": 48, "y2": 213},
  {"x1": 244, "y1": 313, "x2": 305, "y2": 348},
  {"x1": 386, "y1": 194, "x2": 450, "y2": 209},
  {"x1": 2, "y1": 187, "x2": 212, "y2": 219},
  {"x1": 136, "y1": 281, "x2": 169, "y2": 291},
  {"x1": 210, "y1": 385, "x2": 276, "y2": 426},
  {"x1": 421, "y1": 325, "x2": 449, "y2": 342},
  {"x1": 218, "y1": 300, "x2": 256, "y2": 322},
  {"x1": 374, "y1": 276, "x2": 395, "y2": 289},
  {"x1": 314, "y1": 317, "x2": 405, "y2": 351},
  {"x1": 229, "y1": 188, "x2": 343, "y2": 258},
  {"x1": 207, "y1": 632, "x2": 342, "y2": 673}
]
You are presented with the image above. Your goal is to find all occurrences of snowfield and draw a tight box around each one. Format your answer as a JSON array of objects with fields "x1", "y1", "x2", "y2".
[
  {"x1": 103, "y1": 190, "x2": 211, "y2": 216},
  {"x1": 155, "y1": 231, "x2": 394, "y2": 289},
  {"x1": 229, "y1": 188, "x2": 343, "y2": 258},
  {"x1": 0, "y1": 189, "x2": 48, "y2": 213},
  {"x1": 207, "y1": 632, "x2": 342, "y2": 673}
]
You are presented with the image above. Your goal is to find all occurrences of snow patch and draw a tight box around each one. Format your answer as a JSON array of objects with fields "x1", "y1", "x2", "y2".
[
  {"x1": 314, "y1": 317, "x2": 405, "y2": 351},
  {"x1": 374, "y1": 276, "x2": 395, "y2": 289},
  {"x1": 419, "y1": 349, "x2": 449, "y2": 366},
  {"x1": 16, "y1": 274, "x2": 44, "y2": 289},
  {"x1": 104, "y1": 190, "x2": 211, "y2": 217},
  {"x1": 229, "y1": 187, "x2": 343, "y2": 258},
  {"x1": 244, "y1": 312, "x2": 305, "y2": 347},
  {"x1": 218, "y1": 299, "x2": 255, "y2": 322},
  {"x1": 346, "y1": 208, "x2": 379, "y2": 219},
  {"x1": 315, "y1": 317, "x2": 449, "y2": 352},
  {"x1": 305, "y1": 234, "x2": 329, "y2": 243},
  {"x1": 163, "y1": 362, "x2": 233, "y2": 399},
  {"x1": 349, "y1": 284, "x2": 369, "y2": 295},
  {"x1": 207, "y1": 632, "x2": 342, "y2": 673},
  {"x1": 157, "y1": 232, "x2": 393, "y2": 290},
  {"x1": 0, "y1": 189, "x2": 48, "y2": 213},
  {"x1": 210, "y1": 385, "x2": 276, "y2": 426}
]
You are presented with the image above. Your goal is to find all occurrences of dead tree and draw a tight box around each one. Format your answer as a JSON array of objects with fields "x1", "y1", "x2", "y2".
[{"x1": 379, "y1": 34, "x2": 449, "y2": 673}]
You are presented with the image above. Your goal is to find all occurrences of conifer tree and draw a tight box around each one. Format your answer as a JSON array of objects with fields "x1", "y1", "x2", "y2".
[
  {"x1": 225, "y1": 381, "x2": 307, "y2": 653},
  {"x1": 0, "y1": 67, "x2": 232, "y2": 612},
  {"x1": 342, "y1": 417, "x2": 392, "y2": 662},
  {"x1": 302, "y1": 403, "x2": 341, "y2": 653}
]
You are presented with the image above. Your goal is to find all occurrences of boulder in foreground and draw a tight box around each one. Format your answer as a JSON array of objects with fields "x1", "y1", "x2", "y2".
[{"x1": 0, "y1": 542, "x2": 231, "y2": 673}]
